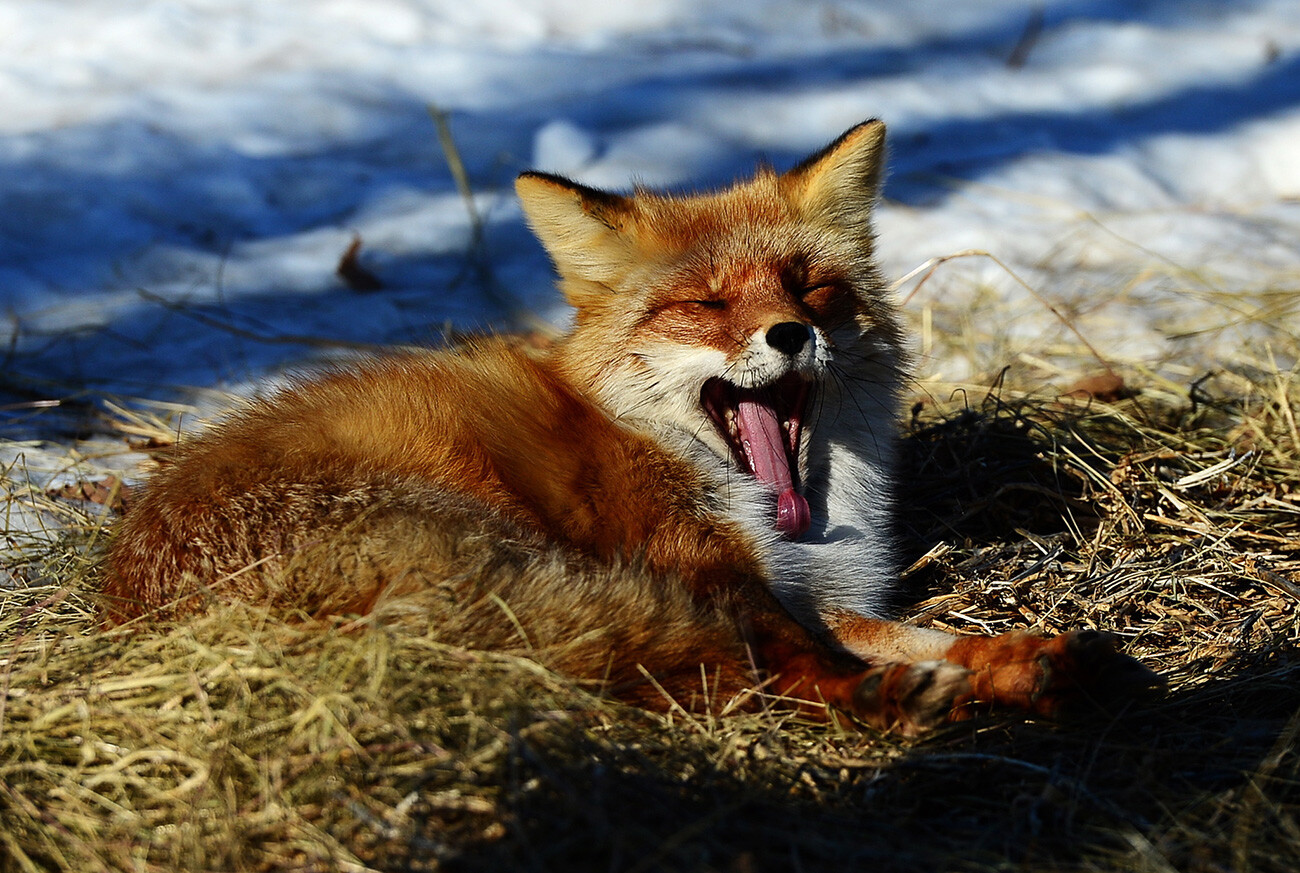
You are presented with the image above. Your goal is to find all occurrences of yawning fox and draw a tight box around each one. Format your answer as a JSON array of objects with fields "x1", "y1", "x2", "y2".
[{"x1": 103, "y1": 120, "x2": 1159, "y2": 733}]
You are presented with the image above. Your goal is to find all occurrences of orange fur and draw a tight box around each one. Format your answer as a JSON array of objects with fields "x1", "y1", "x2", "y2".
[{"x1": 104, "y1": 121, "x2": 1160, "y2": 731}]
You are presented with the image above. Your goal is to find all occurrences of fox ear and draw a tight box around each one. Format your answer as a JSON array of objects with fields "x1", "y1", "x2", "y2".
[
  {"x1": 515, "y1": 172, "x2": 635, "y2": 290},
  {"x1": 781, "y1": 119, "x2": 887, "y2": 235}
]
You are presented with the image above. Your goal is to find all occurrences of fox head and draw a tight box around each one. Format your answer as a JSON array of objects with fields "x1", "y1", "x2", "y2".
[{"x1": 516, "y1": 120, "x2": 906, "y2": 540}]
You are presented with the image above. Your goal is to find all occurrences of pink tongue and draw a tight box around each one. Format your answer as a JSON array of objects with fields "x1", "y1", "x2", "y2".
[
  {"x1": 777, "y1": 488, "x2": 811, "y2": 538},
  {"x1": 735, "y1": 397, "x2": 811, "y2": 538}
]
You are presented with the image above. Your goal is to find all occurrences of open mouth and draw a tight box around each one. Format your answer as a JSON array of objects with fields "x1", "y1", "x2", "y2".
[{"x1": 700, "y1": 374, "x2": 812, "y2": 539}]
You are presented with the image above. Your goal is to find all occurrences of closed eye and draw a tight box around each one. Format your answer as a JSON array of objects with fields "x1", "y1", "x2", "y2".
[
  {"x1": 797, "y1": 280, "x2": 843, "y2": 300},
  {"x1": 691, "y1": 299, "x2": 727, "y2": 310}
]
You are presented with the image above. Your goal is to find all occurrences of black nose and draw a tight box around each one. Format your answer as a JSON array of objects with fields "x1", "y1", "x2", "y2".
[{"x1": 766, "y1": 322, "x2": 812, "y2": 356}]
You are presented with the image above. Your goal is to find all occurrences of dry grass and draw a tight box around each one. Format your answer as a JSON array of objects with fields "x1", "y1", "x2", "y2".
[{"x1": 3, "y1": 330, "x2": 1299, "y2": 872}]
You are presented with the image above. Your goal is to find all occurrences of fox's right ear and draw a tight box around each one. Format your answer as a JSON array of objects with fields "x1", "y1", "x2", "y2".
[{"x1": 515, "y1": 173, "x2": 635, "y2": 291}]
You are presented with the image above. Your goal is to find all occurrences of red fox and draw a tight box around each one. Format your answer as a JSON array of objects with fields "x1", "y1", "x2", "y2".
[{"x1": 103, "y1": 121, "x2": 1159, "y2": 734}]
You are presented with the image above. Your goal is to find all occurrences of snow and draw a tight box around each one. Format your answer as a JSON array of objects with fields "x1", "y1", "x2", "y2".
[{"x1": 1, "y1": 0, "x2": 1298, "y2": 437}]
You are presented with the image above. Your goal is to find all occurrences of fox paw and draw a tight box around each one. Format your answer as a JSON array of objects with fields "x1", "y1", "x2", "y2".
[
  {"x1": 947, "y1": 629, "x2": 1165, "y2": 719},
  {"x1": 852, "y1": 660, "x2": 972, "y2": 737}
]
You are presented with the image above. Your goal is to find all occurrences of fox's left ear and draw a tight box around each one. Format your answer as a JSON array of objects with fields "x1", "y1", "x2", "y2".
[
  {"x1": 781, "y1": 119, "x2": 887, "y2": 235},
  {"x1": 515, "y1": 172, "x2": 635, "y2": 294}
]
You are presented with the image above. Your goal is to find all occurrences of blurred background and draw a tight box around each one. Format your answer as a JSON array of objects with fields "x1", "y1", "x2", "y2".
[{"x1": 0, "y1": 0, "x2": 1296, "y2": 409}]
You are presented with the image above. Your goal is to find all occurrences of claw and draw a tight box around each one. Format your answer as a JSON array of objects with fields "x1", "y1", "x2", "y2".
[{"x1": 853, "y1": 660, "x2": 972, "y2": 736}]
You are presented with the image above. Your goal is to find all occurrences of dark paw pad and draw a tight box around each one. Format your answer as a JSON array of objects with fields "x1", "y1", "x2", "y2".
[{"x1": 1050, "y1": 629, "x2": 1166, "y2": 715}]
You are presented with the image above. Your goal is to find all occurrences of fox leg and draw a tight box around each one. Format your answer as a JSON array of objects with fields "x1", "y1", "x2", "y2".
[
  {"x1": 654, "y1": 621, "x2": 971, "y2": 736},
  {"x1": 822, "y1": 611, "x2": 1164, "y2": 720},
  {"x1": 689, "y1": 590, "x2": 967, "y2": 735}
]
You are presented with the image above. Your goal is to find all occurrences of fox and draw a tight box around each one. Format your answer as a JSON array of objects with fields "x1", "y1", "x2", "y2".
[{"x1": 103, "y1": 120, "x2": 1160, "y2": 734}]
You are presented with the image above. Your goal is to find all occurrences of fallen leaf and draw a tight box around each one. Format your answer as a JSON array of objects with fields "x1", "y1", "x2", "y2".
[
  {"x1": 48, "y1": 475, "x2": 133, "y2": 514},
  {"x1": 337, "y1": 235, "x2": 383, "y2": 292}
]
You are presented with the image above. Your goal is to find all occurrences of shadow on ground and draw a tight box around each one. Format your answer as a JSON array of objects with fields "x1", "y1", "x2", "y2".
[{"x1": 399, "y1": 659, "x2": 1298, "y2": 873}]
